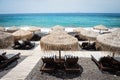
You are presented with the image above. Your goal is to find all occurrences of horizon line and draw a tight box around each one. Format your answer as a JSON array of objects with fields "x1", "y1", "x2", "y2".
[{"x1": 0, "y1": 12, "x2": 120, "y2": 15}]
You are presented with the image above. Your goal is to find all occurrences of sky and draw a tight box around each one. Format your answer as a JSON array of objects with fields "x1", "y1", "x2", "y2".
[{"x1": 0, "y1": 0, "x2": 120, "y2": 14}]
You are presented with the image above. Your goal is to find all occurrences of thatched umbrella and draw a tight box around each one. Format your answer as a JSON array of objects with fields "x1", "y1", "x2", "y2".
[
  {"x1": 96, "y1": 29, "x2": 120, "y2": 56},
  {"x1": 7, "y1": 26, "x2": 19, "y2": 33},
  {"x1": 0, "y1": 27, "x2": 5, "y2": 31},
  {"x1": 0, "y1": 31, "x2": 14, "y2": 48},
  {"x1": 73, "y1": 27, "x2": 85, "y2": 33},
  {"x1": 40, "y1": 32, "x2": 79, "y2": 59},
  {"x1": 73, "y1": 27, "x2": 86, "y2": 38},
  {"x1": 93, "y1": 25, "x2": 108, "y2": 33},
  {"x1": 49, "y1": 26, "x2": 66, "y2": 35},
  {"x1": 51, "y1": 25, "x2": 65, "y2": 31},
  {"x1": 28, "y1": 27, "x2": 41, "y2": 32},
  {"x1": 80, "y1": 30, "x2": 99, "y2": 41},
  {"x1": 12, "y1": 29, "x2": 33, "y2": 41},
  {"x1": 50, "y1": 29, "x2": 67, "y2": 35}
]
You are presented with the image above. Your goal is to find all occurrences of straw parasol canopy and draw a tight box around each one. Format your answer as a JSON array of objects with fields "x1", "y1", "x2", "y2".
[
  {"x1": 49, "y1": 26, "x2": 66, "y2": 34},
  {"x1": 51, "y1": 25, "x2": 65, "y2": 31},
  {"x1": 50, "y1": 29, "x2": 67, "y2": 35},
  {"x1": 12, "y1": 29, "x2": 33, "y2": 41},
  {"x1": 40, "y1": 33, "x2": 79, "y2": 51},
  {"x1": 93, "y1": 25, "x2": 108, "y2": 33},
  {"x1": 96, "y1": 29, "x2": 120, "y2": 55},
  {"x1": 0, "y1": 31, "x2": 14, "y2": 48},
  {"x1": 40, "y1": 29, "x2": 79, "y2": 59},
  {"x1": 80, "y1": 30, "x2": 99, "y2": 41},
  {"x1": 7, "y1": 26, "x2": 19, "y2": 33},
  {"x1": 73, "y1": 27, "x2": 85, "y2": 33},
  {"x1": 0, "y1": 27, "x2": 5, "y2": 31},
  {"x1": 28, "y1": 27, "x2": 41, "y2": 32}
]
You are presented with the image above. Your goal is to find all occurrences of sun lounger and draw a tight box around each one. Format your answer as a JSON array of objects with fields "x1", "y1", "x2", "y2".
[
  {"x1": 75, "y1": 34, "x2": 86, "y2": 41},
  {"x1": 23, "y1": 41, "x2": 35, "y2": 49},
  {"x1": 13, "y1": 41, "x2": 35, "y2": 50},
  {"x1": 65, "y1": 55, "x2": 80, "y2": 73},
  {"x1": 91, "y1": 55, "x2": 120, "y2": 73},
  {"x1": 12, "y1": 41, "x2": 23, "y2": 49},
  {"x1": 54, "y1": 55, "x2": 65, "y2": 69},
  {"x1": 0, "y1": 52, "x2": 20, "y2": 69},
  {"x1": 30, "y1": 34, "x2": 41, "y2": 41},
  {"x1": 40, "y1": 56, "x2": 56, "y2": 73},
  {"x1": 81, "y1": 42, "x2": 96, "y2": 50}
]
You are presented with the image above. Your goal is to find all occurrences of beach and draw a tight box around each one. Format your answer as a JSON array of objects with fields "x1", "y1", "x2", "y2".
[
  {"x1": 0, "y1": 27, "x2": 120, "y2": 80},
  {"x1": 0, "y1": 41, "x2": 120, "y2": 80},
  {"x1": 0, "y1": 0, "x2": 120, "y2": 79}
]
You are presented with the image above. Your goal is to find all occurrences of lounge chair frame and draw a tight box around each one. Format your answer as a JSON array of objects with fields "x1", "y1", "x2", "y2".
[
  {"x1": 65, "y1": 56, "x2": 80, "y2": 73},
  {"x1": 0, "y1": 52, "x2": 20, "y2": 69},
  {"x1": 91, "y1": 55, "x2": 120, "y2": 72},
  {"x1": 40, "y1": 57, "x2": 56, "y2": 73}
]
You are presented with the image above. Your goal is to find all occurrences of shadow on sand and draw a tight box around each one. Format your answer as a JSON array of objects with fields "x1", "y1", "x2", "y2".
[{"x1": 42, "y1": 65, "x2": 83, "y2": 79}]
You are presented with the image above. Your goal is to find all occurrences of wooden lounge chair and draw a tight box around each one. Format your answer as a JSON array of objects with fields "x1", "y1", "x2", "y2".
[
  {"x1": 12, "y1": 41, "x2": 23, "y2": 49},
  {"x1": 81, "y1": 42, "x2": 89, "y2": 49},
  {"x1": 13, "y1": 40, "x2": 35, "y2": 50},
  {"x1": 75, "y1": 35, "x2": 86, "y2": 41},
  {"x1": 65, "y1": 55, "x2": 80, "y2": 73},
  {"x1": 23, "y1": 41, "x2": 35, "y2": 49},
  {"x1": 40, "y1": 56, "x2": 56, "y2": 73},
  {"x1": 0, "y1": 52, "x2": 20, "y2": 69},
  {"x1": 90, "y1": 42, "x2": 96, "y2": 50},
  {"x1": 54, "y1": 55, "x2": 65, "y2": 69},
  {"x1": 91, "y1": 55, "x2": 120, "y2": 73},
  {"x1": 81, "y1": 42, "x2": 96, "y2": 50},
  {"x1": 30, "y1": 34, "x2": 41, "y2": 41}
]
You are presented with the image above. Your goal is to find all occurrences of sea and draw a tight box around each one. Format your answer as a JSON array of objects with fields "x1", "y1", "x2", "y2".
[{"x1": 0, "y1": 13, "x2": 120, "y2": 28}]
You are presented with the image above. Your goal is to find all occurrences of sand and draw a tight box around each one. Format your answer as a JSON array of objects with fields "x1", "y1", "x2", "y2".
[
  {"x1": 0, "y1": 27, "x2": 120, "y2": 80},
  {"x1": 26, "y1": 58, "x2": 120, "y2": 80}
]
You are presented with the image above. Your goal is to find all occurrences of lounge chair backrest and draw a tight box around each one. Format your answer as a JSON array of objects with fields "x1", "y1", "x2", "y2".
[
  {"x1": 42, "y1": 57, "x2": 54, "y2": 64},
  {"x1": 65, "y1": 55, "x2": 78, "y2": 65},
  {"x1": 82, "y1": 42, "x2": 89, "y2": 47},
  {"x1": 23, "y1": 41, "x2": 31, "y2": 45},
  {"x1": 90, "y1": 42, "x2": 95, "y2": 46},
  {"x1": 14, "y1": 41, "x2": 21, "y2": 45},
  {"x1": 0, "y1": 55, "x2": 8, "y2": 61},
  {"x1": 99, "y1": 56, "x2": 112, "y2": 63}
]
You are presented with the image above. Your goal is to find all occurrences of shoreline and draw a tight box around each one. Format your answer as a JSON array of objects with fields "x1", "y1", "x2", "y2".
[{"x1": 4, "y1": 26, "x2": 119, "y2": 33}]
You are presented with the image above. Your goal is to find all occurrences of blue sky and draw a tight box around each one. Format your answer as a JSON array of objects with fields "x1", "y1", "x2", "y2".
[{"x1": 0, "y1": 0, "x2": 120, "y2": 14}]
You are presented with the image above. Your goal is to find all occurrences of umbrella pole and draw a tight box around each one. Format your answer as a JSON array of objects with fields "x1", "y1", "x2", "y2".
[
  {"x1": 112, "y1": 52, "x2": 115, "y2": 57},
  {"x1": 88, "y1": 40, "x2": 90, "y2": 46},
  {"x1": 99, "y1": 30, "x2": 101, "y2": 34},
  {"x1": 59, "y1": 50, "x2": 61, "y2": 60}
]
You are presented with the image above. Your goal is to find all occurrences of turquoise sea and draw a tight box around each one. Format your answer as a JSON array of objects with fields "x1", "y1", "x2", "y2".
[{"x1": 0, "y1": 13, "x2": 120, "y2": 28}]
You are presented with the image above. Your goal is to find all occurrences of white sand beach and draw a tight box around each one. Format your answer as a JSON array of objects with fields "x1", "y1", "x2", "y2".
[
  {"x1": 0, "y1": 27, "x2": 120, "y2": 80},
  {"x1": 1, "y1": 0, "x2": 120, "y2": 79}
]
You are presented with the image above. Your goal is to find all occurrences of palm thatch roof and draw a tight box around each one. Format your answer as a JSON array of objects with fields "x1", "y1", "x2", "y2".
[
  {"x1": 28, "y1": 27, "x2": 41, "y2": 32},
  {"x1": 50, "y1": 29, "x2": 67, "y2": 35},
  {"x1": 73, "y1": 27, "x2": 85, "y2": 33},
  {"x1": 93, "y1": 25, "x2": 108, "y2": 31},
  {"x1": 7, "y1": 26, "x2": 19, "y2": 33},
  {"x1": 80, "y1": 30, "x2": 99, "y2": 41},
  {"x1": 96, "y1": 29, "x2": 120, "y2": 53},
  {"x1": 40, "y1": 30, "x2": 79, "y2": 51},
  {"x1": 49, "y1": 26, "x2": 66, "y2": 34},
  {"x1": 51, "y1": 25, "x2": 65, "y2": 31},
  {"x1": 12, "y1": 29, "x2": 33, "y2": 41},
  {"x1": 0, "y1": 31, "x2": 14, "y2": 48}
]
